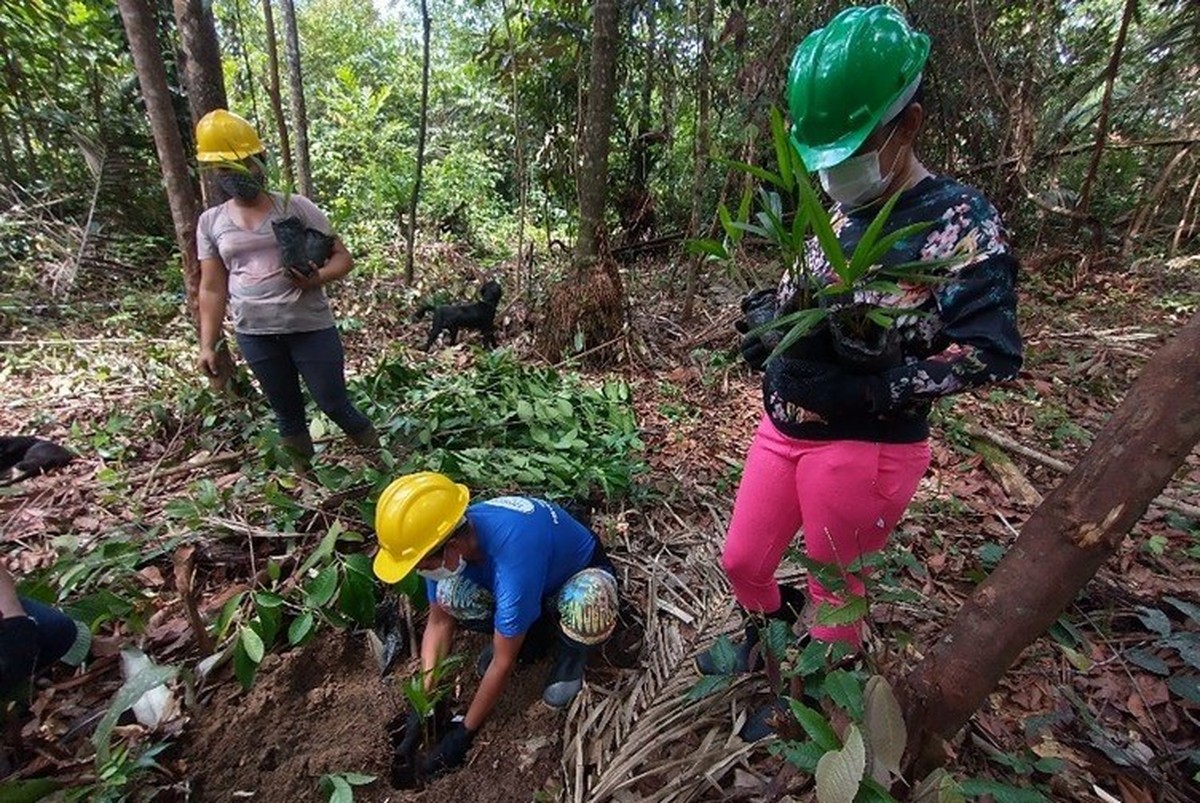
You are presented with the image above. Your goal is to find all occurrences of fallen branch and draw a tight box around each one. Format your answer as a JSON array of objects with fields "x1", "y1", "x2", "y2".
[
  {"x1": 127, "y1": 450, "x2": 247, "y2": 485},
  {"x1": 964, "y1": 421, "x2": 1200, "y2": 520}
]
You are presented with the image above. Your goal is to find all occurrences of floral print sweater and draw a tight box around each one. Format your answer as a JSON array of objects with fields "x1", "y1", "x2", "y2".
[{"x1": 766, "y1": 174, "x2": 1023, "y2": 443}]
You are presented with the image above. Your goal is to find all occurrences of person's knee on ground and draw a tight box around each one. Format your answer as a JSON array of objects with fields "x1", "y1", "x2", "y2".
[{"x1": 544, "y1": 567, "x2": 619, "y2": 709}]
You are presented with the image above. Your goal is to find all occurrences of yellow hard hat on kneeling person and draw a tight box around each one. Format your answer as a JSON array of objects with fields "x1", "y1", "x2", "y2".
[
  {"x1": 373, "y1": 472, "x2": 470, "y2": 583},
  {"x1": 195, "y1": 109, "x2": 265, "y2": 163}
]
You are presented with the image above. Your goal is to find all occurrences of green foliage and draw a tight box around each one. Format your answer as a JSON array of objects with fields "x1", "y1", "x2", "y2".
[
  {"x1": 359, "y1": 350, "x2": 645, "y2": 500},
  {"x1": 318, "y1": 772, "x2": 376, "y2": 803}
]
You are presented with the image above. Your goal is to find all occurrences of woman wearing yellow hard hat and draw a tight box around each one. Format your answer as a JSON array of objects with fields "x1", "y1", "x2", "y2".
[
  {"x1": 696, "y1": 6, "x2": 1023, "y2": 739},
  {"x1": 193, "y1": 109, "x2": 377, "y2": 466},
  {"x1": 373, "y1": 472, "x2": 620, "y2": 777}
]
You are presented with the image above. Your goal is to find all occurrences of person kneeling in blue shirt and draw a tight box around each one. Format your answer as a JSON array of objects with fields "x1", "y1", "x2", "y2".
[{"x1": 372, "y1": 472, "x2": 620, "y2": 778}]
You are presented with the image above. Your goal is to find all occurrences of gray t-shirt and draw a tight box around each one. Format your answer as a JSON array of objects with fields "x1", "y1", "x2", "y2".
[{"x1": 196, "y1": 193, "x2": 337, "y2": 335}]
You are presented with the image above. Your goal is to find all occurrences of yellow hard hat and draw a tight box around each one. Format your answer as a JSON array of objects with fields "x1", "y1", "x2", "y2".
[
  {"x1": 195, "y1": 109, "x2": 265, "y2": 163},
  {"x1": 373, "y1": 472, "x2": 470, "y2": 583}
]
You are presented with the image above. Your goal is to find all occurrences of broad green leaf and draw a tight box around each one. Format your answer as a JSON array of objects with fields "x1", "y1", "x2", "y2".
[
  {"x1": 240, "y1": 625, "x2": 265, "y2": 664},
  {"x1": 863, "y1": 675, "x2": 907, "y2": 783},
  {"x1": 699, "y1": 635, "x2": 739, "y2": 675},
  {"x1": 686, "y1": 238, "x2": 729, "y2": 260},
  {"x1": 234, "y1": 638, "x2": 259, "y2": 690},
  {"x1": 339, "y1": 556, "x2": 377, "y2": 628},
  {"x1": 92, "y1": 661, "x2": 178, "y2": 763},
  {"x1": 307, "y1": 564, "x2": 339, "y2": 608},
  {"x1": 815, "y1": 724, "x2": 866, "y2": 803},
  {"x1": 958, "y1": 778, "x2": 1049, "y2": 802},
  {"x1": 299, "y1": 521, "x2": 345, "y2": 577},
  {"x1": 787, "y1": 700, "x2": 841, "y2": 752},
  {"x1": 1124, "y1": 648, "x2": 1169, "y2": 675},
  {"x1": 686, "y1": 674, "x2": 732, "y2": 701},
  {"x1": 1136, "y1": 606, "x2": 1172, "y2": 637},
  {"x1": 823, "y1": 669, "x2": 864, "y2": 720},
  {"x1": 1162, "y1": 633, "x2": 1200, "y2": 670},
  {"x1": 342, "y1": 772, "x2": 376, "y2": 785},
  {"x1": 255, "y1": 591, "x2": 285, "y2": 608},
  {"x1": 816, "y1": 596, "x2": 869, "y2": 627},
  {"x1": 1167, "y1": 674, "x2": 1200, "y2": 704},
  {"x1": 215, "y1": 591, "x2": 246, "y2": 640},
  {"x1": 765, "y1": 309, "x2": 831, "y2": 362},
  {"x1": 1165, "y1": 595, "x2": 1200, "y2": 624},
  {"x1": 775, "y1": 739, "x2": 826, "y2": 772},
  {"x1": 326, "y1": 775, "x2": 353, "y2": 803},
  {"x1": 0, "y1": 778, "x2": 60, "y2": 803},
  {"x1": 289, "y1": 611, "x2": 316, "y2": 646}
]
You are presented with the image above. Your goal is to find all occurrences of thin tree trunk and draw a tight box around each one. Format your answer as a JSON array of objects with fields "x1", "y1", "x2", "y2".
[
  {"x1": 1171, "y1": 168, "x2": 1200, "y2": 256},
  {"x1": 277, "y1": 0, "x2": 312, "y2": 197},
  {"x1": 575, "y1": 0, "x2": 620, "y2": 263},
  {"x1": 405, "y1": 0, "x2": 431, "y2": 284},
  {"x1": 681, "y1": 0, "x2": 713, "y2": 319},
  {"x1": 0, "y1": 111, "x2": 15, "y2": 182},
  {"x1": 1075, "y1": 0, "x2": 1137, "y2": 226},
  {"x1": 231, "y1": 0, "x2": 263, "y2": 130},
  {"x1": 900, "y1": 311, "x2": 1200, "y2": 780},
  {"x1": 116, "y1": 0, "x2": 203, "y2": 319},
  {"x1": 260, "y1": 0, "x2": 294, "y2": 189},
  {"x1": 501, "y1": 0, "x2": 528, "y2": 296},
  {"x1": 173, "y1": 0, "x2": 229, "y2": 207}
]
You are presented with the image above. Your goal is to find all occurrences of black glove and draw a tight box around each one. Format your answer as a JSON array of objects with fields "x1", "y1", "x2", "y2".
[
  {"x1": 0, "y1": 616, "x2": 40, "y2": 696},
  {"x1": 735, "y1": 289, "x2": 782, "y2": 372},
  {"x1": 421, "y1": 721, "x2": 475, "y2": 777},
  {"x1": 765, "y1": 357, "x2": 887, "y2": 417},
  {"x1": 396, "y1": 707, "x2": 426, "y2": 757}
]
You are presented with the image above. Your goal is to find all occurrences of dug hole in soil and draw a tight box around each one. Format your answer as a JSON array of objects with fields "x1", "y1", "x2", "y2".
[{"x1": 185, "y1": 629, "x2": 564, "y2": 802}]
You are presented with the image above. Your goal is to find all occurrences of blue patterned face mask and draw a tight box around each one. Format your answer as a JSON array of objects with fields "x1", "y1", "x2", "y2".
[{"x1": 818, "y1": 124, "x2": 899, "y2": 207}]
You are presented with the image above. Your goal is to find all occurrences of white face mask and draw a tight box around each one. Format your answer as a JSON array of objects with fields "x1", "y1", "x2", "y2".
[
  {"x1": 417, "y1": 552, "x2": 465, "y2": 582},
  {"x1": 818, "y1": 125, "x2": 901, "y2": 207}
]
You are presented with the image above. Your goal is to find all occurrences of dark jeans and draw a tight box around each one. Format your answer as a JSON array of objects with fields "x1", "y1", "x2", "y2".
[
  {"x1": 21, "y1": 597, "x2": 77, "y2": 668},
  {"x1": 236, "y1": 327, "x2": 372, "y2": 439}
]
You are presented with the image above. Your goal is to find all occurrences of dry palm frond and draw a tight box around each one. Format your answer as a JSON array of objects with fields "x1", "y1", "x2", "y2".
[{"x1": 561, "y1": 510, "x2": 773, "y2": 802}]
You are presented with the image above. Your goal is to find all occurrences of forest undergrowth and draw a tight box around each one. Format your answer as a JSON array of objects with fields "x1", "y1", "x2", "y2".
[{"x1": 1, "y1": 245, "x2": 1198, "y2": 802}]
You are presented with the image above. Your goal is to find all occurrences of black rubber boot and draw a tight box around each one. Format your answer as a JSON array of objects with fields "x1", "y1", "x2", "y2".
[
  {"x1": 543, "y1": 638, "x2": 590, "y2": 709},
  {"x1": 348, "y1": 423, "x2": 380, "y2": 448},
  {"x1": 280, "y1": 433, "x2": 315, "y2": 471},
  {"x1": 694, "y1": 586, "x2": 807, "y2": 676}
]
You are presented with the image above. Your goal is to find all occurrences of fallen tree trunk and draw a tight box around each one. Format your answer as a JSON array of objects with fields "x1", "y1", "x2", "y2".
[{"x1": 901, "y1": 311, "x2": 1200, "y2": 779}]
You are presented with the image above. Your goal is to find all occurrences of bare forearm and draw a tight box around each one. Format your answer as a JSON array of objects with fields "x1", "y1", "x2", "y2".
[
  {"x1": 0, "y1": 567, "x2": 26, "y2": 618},
  {"x1": 317, "y1": 240, "x2": 353, "y2": 284},
  {"x1": 420, "y1": 612, "x2": 455, "y2": 691},
  {"x1": 464, "y1": 656, "x2": 514, "y2": 731},
  {"x1": 198, "y1": 288, "x2": 227, "y2": 350}
]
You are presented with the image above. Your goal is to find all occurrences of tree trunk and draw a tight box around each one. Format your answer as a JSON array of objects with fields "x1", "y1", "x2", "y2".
[
  {"x1": 1075, "y1": 0, "x2": 1137, "y2": 227},
  {"x1": 501, "y1": 0, "x2": 528, "y2": 296},
  {"x1": 574, "y1": 0, "x2": 619, "y2": 263},
  {"x1": 260, "y1": 0, "x2": 294, "y2": 190},
  {"x1": 681, "y1": 0, "x2": 713, "y2": 319},
  {"x1": 116, "y1": 0, "x2": 202, "y2": 319},
  {"x1": 404, "y1": 0, "x2": 431, "y2": 284},
  {"x1": 277, "y1": 0, "x2": 312, "y2": 197},
  {"x1": 173, "y1": 0, "x2": 229, "y2": 206},
  {"x1": 900, "y1": 311, "x2": 1200, "y2": 779}
]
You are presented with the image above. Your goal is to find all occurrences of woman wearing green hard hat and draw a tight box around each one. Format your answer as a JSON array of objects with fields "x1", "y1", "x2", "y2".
[{"x1": 696, "y1": 5, "x2": 1022, "y2": 739}]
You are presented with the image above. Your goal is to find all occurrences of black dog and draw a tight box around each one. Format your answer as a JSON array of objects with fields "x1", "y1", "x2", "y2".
[
  {"x1": 415, "y1": 280, "x2": 503, "y2": 350},
  {"x1": 0, "y1": 436, "x2": 75, "y2": 486}
]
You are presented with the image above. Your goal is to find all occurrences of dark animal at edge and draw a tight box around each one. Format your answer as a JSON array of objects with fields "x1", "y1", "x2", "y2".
[
  {"x1": 0, "y1": 437, "x2": 75, "y2": 486},
  {"x1": 415, "y1": 280, "x2": 503, "y2": 351}
]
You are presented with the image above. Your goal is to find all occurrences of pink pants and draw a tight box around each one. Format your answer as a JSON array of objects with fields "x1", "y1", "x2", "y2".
[{"x1": 721, "y1": 416, "x2": 930, "y2": 644}]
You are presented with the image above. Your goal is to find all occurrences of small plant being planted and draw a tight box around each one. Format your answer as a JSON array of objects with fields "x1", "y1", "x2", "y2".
[{"x1": 387, "y1": 653, "x2": 464, "y2": 789}]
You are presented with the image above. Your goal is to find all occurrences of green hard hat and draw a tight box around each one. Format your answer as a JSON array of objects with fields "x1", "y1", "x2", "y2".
[{"x1": 787, "y1": 5, "x2": 930, "y2": 171}]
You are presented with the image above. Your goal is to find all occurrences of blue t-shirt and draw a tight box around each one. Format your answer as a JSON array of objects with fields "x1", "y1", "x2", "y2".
[{"x1": 426, "y1": 497, "x2": 597, "y2": 637}]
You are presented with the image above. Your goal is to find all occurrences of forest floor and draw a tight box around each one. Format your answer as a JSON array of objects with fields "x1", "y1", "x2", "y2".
[{"x1": 1, "y1": 246, "x2": 1199, "y2": 802}]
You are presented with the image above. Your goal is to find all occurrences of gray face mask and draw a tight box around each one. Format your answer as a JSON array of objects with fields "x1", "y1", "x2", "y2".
[{"x1": 217, "y1": 170, "x2": 264, "y2": 201}]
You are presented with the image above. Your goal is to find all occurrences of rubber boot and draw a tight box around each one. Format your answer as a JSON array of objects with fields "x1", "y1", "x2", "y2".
[
  {"x1": 694, "y1": 585, "x2": 807, "y2": 676},
  {"x1": 542, "y1": 638, "x2": 590, "y2": 709},
  {"x1": 281, "y1": 432, "x2": 315, "y2": 471},
  {"x1": 348, "y1": 423, "x2": 380, "y2": 448}
]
